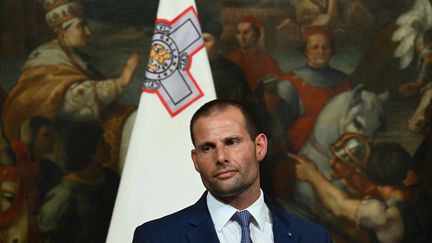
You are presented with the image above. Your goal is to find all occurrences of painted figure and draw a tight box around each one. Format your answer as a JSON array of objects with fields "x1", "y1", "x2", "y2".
[
  {"x1": 18, "y1": 117, "x2": 63, "y2": 207},
  {"x1": 393, "y1": 0, "x2": 432, "y2": 118},
  {"x1": 1, "y1": 0, "x2": 138, "y2": 141},
  {"x1": 402, "y1": 92, "x2": 432, "y2": 243},
  {"x1": 38, "y1": 124, "x2": 119, "y2": 243},
  {"x1": 272, "y1": 85, "x2": 391, "y2": 243},
  {"x1": 0, "y1": 1, "x2": 137, "y2": 242},
  {"x1": 277, "y1": 25, "x2": 352, "y2": 152},
  {"x1": 202, "y1": 20, "x2": 252, "y2": 103},
  {"x1": 227, "y1": 15, "x2": 284, "y2": 92},
  {"x1": 225, "y1": 15, "x2": 286, "y2": 150},
  {"x1": 289, "y1": 141, "x2": 416, "y2": 243},
  {"x1": 397, "y1": 30, "x2": 432, "y2": 99}
]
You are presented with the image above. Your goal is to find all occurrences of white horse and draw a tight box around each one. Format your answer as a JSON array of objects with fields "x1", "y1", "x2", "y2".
[{"x1": 291, "y1": 85, "x2": 388, "y2": 218}]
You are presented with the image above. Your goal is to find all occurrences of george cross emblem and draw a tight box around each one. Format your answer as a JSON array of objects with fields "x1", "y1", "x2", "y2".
[{"x1": 143, "y1": 6, "x2": 204, "y2": 116}]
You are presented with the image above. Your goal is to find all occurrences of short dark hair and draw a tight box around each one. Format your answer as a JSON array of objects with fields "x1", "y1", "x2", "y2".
[
  {"x1": 202, "y1": 20, "x2": 223, "y2": 39},
  {"x1": 365, "y1": 142, "x2": 411, "y2": 186},
  {"x1": 190, "y1": 99, "x2": 259, "y2": 146}
]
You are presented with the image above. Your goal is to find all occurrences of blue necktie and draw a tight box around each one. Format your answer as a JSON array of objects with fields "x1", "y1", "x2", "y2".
[{"x1": 233, "y1": 210, "x2": 253, "y2": 243}]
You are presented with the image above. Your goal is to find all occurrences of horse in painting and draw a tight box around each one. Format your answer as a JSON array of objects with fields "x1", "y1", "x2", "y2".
[{"x1": 291, "y1": 86, "x2": 387, "y2": 218}]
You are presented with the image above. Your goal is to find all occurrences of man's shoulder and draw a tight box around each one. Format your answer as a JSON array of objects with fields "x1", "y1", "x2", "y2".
[
  {"x1": 133, "y1": 205, "x2": 194, "y2": 242},
  {"x1": 136, "y1": 204, "x2": 194, "y2": 231},
  {"x1": 133, "y1": 194, "x2": 210, "y2": 242},
  {"x1": 280, "y1": 70, "x2": 300, "y2": 82},
  {"x1": 132, "y1": 195, "x2": 219, "y2": 243},
  {"x1": 24, "y1": 42, "x2": 71, "y2": 69}
]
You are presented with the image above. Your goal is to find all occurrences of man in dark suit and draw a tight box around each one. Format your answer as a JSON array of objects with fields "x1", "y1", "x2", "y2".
[{"x1": 133, "y1": 99, "x2": 332, "y2": 243}]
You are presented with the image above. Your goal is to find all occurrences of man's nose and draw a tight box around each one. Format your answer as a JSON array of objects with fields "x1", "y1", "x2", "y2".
[{"x1": 216, "y1": 147, "x2": 228, "y2": 163}]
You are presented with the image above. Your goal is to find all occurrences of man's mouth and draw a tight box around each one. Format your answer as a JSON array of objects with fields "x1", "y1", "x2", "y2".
[{"x1": 214, "y1": 170, "x2": 237, "y2": 179}]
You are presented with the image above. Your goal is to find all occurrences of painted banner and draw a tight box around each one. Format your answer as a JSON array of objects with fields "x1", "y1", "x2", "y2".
[{"x1": 106, "y1": 1, "x2": 216, "y2": 242}]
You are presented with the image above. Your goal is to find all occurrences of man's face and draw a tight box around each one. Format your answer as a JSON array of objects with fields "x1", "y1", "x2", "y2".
[
  {"x1": 0, "y1": 181, "x2": 16, "y2": 214},
  {"x1": 62, "y1": 18, "x2": 91, "y2": 48},
  {"x1": 329, "y1": 157, "x2": 360, "y2": 178},
  {"x1": 305, "y1": 33, "x2": 332, "y2": 68},
  {"x1": 236, "y1": 22, "x2": 258, "y2": 51},
  {"x1": 33, "y1": 125, "x2": 56, "y2": 156},
  {"x1": 191, "y1": 106, "x2": 267, "y2": 200},
  {"x1": 203, "y1": 33, "x2": 218, "y2": 60},
  {"x1": 0, "y1": 180, "x2": 29, "y2": 243}
]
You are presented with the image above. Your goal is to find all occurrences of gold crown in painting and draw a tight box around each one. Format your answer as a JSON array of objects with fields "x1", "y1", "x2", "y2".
[{"x1": 43, "y1": 0, "x2": 84, "y2": 29}]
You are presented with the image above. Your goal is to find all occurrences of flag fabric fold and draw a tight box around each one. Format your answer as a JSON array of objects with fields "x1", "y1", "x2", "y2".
[{"x1": 106, "y1": 0, "x2": 216, "y2": 241}]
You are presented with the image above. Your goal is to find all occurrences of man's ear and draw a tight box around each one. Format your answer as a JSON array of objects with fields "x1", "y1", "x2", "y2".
[
  {"x1": 191, "y1": 149, "x2": 200, "y2": 172},
  {"x1": 255, "y1": 133, "x2": 268, "y2": 161}
]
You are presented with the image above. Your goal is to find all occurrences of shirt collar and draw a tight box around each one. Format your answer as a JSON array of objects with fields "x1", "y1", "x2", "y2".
[{"x1": 206, "y1": 190, "x2": 271, "y2": 232}]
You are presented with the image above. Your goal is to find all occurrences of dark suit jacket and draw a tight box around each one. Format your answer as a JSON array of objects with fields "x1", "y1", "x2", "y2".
[{"x1": 132, "y1": 191, "x2": 332, "y2": 243}]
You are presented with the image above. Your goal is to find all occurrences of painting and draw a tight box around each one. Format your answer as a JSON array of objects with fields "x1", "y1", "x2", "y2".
[{"x1": 0, "y1": 0, "x2": 431, "y2": 242}]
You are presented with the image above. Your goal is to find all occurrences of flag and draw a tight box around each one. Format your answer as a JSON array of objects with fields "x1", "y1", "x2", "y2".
[{"x1": 106, "y1": 0, "x2": 216, "y2": 242}]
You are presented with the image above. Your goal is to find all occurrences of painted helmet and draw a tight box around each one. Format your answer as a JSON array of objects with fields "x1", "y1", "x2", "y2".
[{"x1": 330, "y1": 132, "x2": 372, "y2": 170}]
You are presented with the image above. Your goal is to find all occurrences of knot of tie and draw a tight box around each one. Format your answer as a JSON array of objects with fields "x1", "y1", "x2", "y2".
[{"x1": 233, "y1": 210, "x2": 253, "y2": 243}]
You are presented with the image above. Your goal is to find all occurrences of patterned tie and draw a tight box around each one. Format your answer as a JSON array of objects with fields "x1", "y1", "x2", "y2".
[{"x1": 233, "y1": 210, "x2": 253, "y2": 243}]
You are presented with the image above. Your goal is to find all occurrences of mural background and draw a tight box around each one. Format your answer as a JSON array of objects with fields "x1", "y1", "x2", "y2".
[{"x1": 0, "y1": 0, "x2": 430, "y2": 242}]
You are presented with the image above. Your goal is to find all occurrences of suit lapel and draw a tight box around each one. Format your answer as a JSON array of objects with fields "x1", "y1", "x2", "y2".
[
  {"x1": 185, "y1": 192, "x2": 220, "y2": 243},
  {"x1": 272, "y1": 213, "x2": 300, "y2": 243},
  {"x1": 186, "y1": 217, "x2": 220, "y2": 243},
  {"x1": 266, "y1": 196, "x2": 301, "y2": 243}
]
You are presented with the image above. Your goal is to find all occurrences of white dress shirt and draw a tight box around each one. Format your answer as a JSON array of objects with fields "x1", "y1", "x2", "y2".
[{"x1": 206, "y1": 190, "x2": 274, "y2": 243}]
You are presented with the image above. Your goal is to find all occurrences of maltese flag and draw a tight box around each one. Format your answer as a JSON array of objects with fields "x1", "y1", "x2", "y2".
[{"x1": 106, "y1": 1, "x2": 216, "y2": 242}]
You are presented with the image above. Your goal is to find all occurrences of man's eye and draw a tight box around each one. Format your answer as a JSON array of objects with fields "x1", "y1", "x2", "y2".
[
  {"x1": 200, "y1": 146, "x2": 213, "y2": 153},
  {"x1": 226, "y1": 139, "x2": 240, "y2": 146}
]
